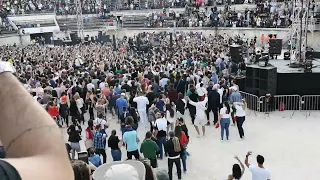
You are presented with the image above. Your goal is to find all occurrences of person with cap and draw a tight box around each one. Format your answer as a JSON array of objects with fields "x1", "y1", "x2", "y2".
[
  {"x1": 140, "y1": 131, "x2": 159, "y2": 168},
  {"x1": 229, "y1": 86, "x2": 242, "y2": 126},
  {"x1": 164, "y1": 131, "x2": 182, "y2": 180}
]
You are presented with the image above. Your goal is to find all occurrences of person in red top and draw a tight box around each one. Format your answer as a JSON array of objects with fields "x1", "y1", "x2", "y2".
[
  {"x1": 175, "y1": 126, "x2": 188, "y2": 172},
  {"x1": 47, "y1": 101, "x2": 59, "y2": 118}
]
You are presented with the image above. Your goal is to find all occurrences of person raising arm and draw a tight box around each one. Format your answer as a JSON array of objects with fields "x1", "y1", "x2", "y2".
[{"x1": 0, "y1": 63, "x2": 74, "y2": 180}]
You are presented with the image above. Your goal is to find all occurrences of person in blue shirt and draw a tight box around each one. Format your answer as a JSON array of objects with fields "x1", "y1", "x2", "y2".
[
  {"x1": 211, "y1": 72, "x2": 218, "y2": 84},
  {"x1": 116, "y1": 93, "x2": 129, "y2": 117},
  {"x1": 114, "y1": 83, "x2": 122, "y2": 95},
  {"x1": 88, "y1": 147, "x2": 102, "y2": 167},
  {"x1": 155, "y1": 94, "x2": 165, "y2": 112},
  {"x1": 123, "y1": 124, "x2": 140, "y2": 160},
  {"x1": 229, "y1": 87, "x2": 242, "y2": 126}
]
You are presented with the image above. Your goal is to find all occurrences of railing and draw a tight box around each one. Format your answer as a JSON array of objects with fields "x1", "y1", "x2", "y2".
[{"x1": 236, "y1": 92, "x2": 320, "y2": 117}]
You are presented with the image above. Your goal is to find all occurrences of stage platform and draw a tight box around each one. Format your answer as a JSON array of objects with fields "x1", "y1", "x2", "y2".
[
  {"x1": 252, "y1": 57, "x2": 320, "y2": 95},
  {"x1": 269, "y1": 59, "x2": 320, "y2": 73}
]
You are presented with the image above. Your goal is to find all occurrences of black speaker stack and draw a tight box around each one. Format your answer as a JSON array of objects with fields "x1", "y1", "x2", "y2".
[
  {"x1": 70, "y1": 31, "x2": 80, "y2": 45},
  {"x1": 269, "y1": 39, "x2": 282, "y2": 55},
  {"x1": 113, "y1": 35, "x2": 116, "y2": 50},
  {"x1": 169, "y1": 32, "x2": 173, "y2": 49},
  {"x1": 229, "y1": 45, "x2": 242, "y2": 63},
  {"x1": 245, "y1": 65, "x2": 277, "y2": 97}
]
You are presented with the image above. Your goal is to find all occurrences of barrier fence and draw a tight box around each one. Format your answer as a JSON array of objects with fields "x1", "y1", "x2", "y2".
[{"x1": 238, "y1": 91, "x2": 320, "y2": 113}]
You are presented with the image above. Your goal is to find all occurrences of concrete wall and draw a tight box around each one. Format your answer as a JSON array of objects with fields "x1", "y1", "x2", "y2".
[
  {"x1": 9, "y1": 14, "x2": 56, "y2": 22},
  {"x1": 0, "y1": 34, "x2": 31, "y2": 46}
]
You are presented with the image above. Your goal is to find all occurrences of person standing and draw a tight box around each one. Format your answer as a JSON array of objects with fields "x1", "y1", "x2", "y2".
[
  {"x1": 93, "y1": 124, "x2": 107, "y2": 164},
  {"x1": 174, "y1": 126, "x2": 188, "y2": 173},
  {"x1": 187, "y1": 96, "x2": 208, "y2": 137},
  {"x1": 67, "y1": 124, "x2": 82, "y2": 159},
  {"x1": 164, "y1": 131, "x2": 182, "y2": 180},
  {"x1": 153, "y1": 112, "x2": 167, "y2": 159},
  {"x1": 245, "y1": 152, "x2": 271, "y2": 180},
  {"x1": 206, "y1": 84, "x2": 221, "y2": 125},
  {"x1": 229, "y1": 87, "x2": 242, "y2": 125},
  {"x1": 85, "y1": 120, "x2": 94, "y2": 152},
  {"x1": 165, "y1": 98, "x2": 176, "y2": 132},
  {"x1": 148, "y1": 101, "x2": 160, "y2": 133},
  {"x1": 186, "y1": 85, "x2": 198, "y2": 125},
  {"x1": 234, "y1": 101, "x2": 246, "y2": 140},
  {"x1": 218, "y1": 101, "x2": 232, "y2": 141},
  {"x1": 108, "y1": 130, "x2": 122, "y2": 161},
  {"x1": 140, "y1": 131, "x2": 159, "y2": 168},
  {"x1": 175, "y1": 93, "x2": 186, "y2": 118},
  {"x1": 116, "y1": 93, "x2": 129, "y2": 120},
  {"x1": 133, "y1": 92, "x2": 149, "y2": 128},
  {"x1": 123, "y1": 124, "x2": 140, "y2": 160}
]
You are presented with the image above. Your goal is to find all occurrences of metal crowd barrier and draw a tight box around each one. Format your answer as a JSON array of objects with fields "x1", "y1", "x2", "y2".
[
  {"x1": 237, "y1": 93, "x2": 320, "y2": 116},
  {"x1": 239, "y1": 91, "x2": 259, "y2": 112},
  {"x1": 301, "y1": 95, "x2": 320, "y2": 111},
  {"x1": 259, "y1": 95, "x2": 301, "y2": 113}
]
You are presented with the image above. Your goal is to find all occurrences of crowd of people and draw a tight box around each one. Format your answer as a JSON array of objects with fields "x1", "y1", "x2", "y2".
[
  {"x1": 0, "y1": 0, "x2": 257, "y2": 16},
  {"x1": 0, "y1": 31, "x2": 272, "y2": 180},
  {"x1": 144, "y1": 0, "x2": 320, "y2": 28}
]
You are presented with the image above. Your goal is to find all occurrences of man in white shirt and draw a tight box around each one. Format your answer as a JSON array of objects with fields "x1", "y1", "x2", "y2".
[
  {"x1": 245, "y1": 151, "x2": 271, "y2": 180},
  {"x1": 133, "y1": 93, "x2": 149, "y2": 128}
]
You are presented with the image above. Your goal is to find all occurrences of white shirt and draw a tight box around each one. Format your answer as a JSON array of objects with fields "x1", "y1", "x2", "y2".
[
  {"x1": 196, "y1": 87, "x2": 207, "y2": 96},
  {"x1": 235, "y1": 104, "x2": 245, "y2": 117},
  {"x1": 217, "y1": 89, "x2": 223, "y2": 104},
  {"x1": 249, "y1": 165, "x2": 270, "y2": 180},
  {"x1": 99, "y1": 82, "x2": 106, "y2": 90},
  {"x1": 87, "y1": 83, "x2": 95, "y2": 90},
  {"x1": 133, "y1": 96, "x2": 149, "y2": 111},
  {"x1": 93, "y1": 118, "x2": 107, "y2": 129},
  {"x1": 155, "y1": 118, "x2": 167, "y2": 131},
  {"x1": 220, "y1": 107, "x2": 232, "y2": 118}
]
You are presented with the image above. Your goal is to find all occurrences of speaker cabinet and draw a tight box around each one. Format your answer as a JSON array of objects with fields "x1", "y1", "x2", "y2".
[
  {"x1": 245, "y1": 65, "x2": 277, "y2": 96},
  {"x1": 229, "y1": 44, "x2": 242, "y2": 63},
  {"x1": 269, "y1": 39, "x2": 282, "y2": 55}
]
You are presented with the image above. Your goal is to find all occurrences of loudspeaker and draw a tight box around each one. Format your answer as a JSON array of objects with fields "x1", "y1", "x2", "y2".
[
  {"x1": 230, "y1": 45, "x2": 242, "y2": 63},
  {"x1": 84, "y1": 36, "x2": 89, "y2": 42},
  {"x1": 113, "y1": 35, "x2": 116, "y2": 50},
  {"x1": 53, "y1": 39, "x2": 63, "y2": 46},
  {"x1": 170, "y1": 32, "x2": 173, "y2": 48},
  {"x1": 98, "y1": 31, "x2": 102, "y2": 39},
  {"x1": 284, "y1": 51, "x2": 290, "y2": 60},
  {"x1": 91, "y1": 36, "x2": 95, "y2": 42},
  {"x1": 269, "y1": 39, "x2": 282, "y2": 55},
  {"x1": 245, "y1": 65, "x2": 277, "y2": 96},
  {"x1": 101, "y1": 35, "x2": 110, "y2": 43},
  {"x1": 70, "y1": 32, "x2": 79, "y2": 45}
]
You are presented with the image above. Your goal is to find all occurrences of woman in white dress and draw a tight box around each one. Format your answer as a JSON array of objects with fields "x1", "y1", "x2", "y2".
[
  {"x1": 188, "y1": 96, "x2": 208, "y2": 137},
  {"x1": 165, "y1": 98, "x2": 175, "y2": 132}
]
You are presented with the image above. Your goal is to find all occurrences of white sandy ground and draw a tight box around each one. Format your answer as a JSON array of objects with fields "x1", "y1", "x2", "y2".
[{"x1": 62, "y1": 109, "x2": 320, "y2": 180}]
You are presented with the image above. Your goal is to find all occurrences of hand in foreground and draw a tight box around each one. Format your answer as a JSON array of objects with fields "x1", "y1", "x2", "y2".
[{"x1": 246, "y1": 151, "x2": 252, "y2": 156}]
